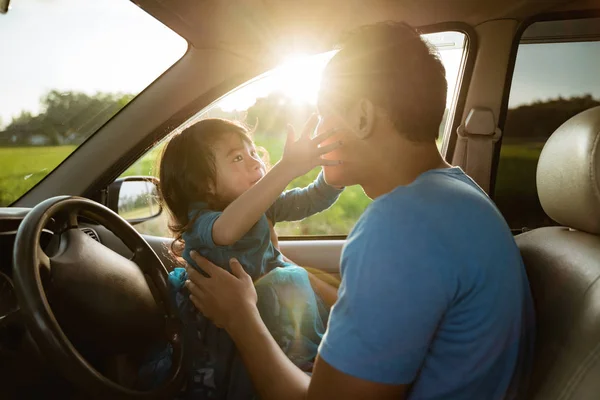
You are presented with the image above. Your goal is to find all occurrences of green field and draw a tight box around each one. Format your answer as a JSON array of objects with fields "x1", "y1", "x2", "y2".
[
  {"x1": 0, "y1": 139, "x2": 544, "y2": 237},
  {"x1": 494, "y1": 141, "x2": 548, "y2": 229},
  {"x1": 0, "y1": 146, "x2": 75, "y2": 206}
]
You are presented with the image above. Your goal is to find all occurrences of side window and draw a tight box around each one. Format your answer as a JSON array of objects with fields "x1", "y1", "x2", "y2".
[
  {"x1": 495, "y1": 19, "x2": 600, "y2": 230},
  {"x1": 125, "y1": 31, "x2": 468, "y2": 237}
]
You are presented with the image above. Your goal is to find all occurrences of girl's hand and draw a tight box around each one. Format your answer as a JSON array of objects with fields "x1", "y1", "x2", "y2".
[
  {"x1": 185, "y1": 251, "x2": 257, "y2": 330},
  {"x1": 278, "y1": 114, "x2": 342, "y2": 179}
]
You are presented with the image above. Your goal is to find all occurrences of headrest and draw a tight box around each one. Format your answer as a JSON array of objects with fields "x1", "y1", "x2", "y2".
[{"x1": 537, "y1": 106, "x2": 600, "y2": 234}]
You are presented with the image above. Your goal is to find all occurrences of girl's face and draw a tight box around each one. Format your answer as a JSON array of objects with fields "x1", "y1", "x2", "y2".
[{"x1": 211, "y1": 132, "x2": 266, "y2": 203}]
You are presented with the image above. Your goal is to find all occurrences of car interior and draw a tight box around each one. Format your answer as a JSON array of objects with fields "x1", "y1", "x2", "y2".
[{"x1": 1, "y1": 0, "x2": 600, "y2": 398}]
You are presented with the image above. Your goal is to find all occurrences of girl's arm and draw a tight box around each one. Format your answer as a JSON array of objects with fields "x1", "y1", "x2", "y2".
[
  {"x1": 212, "y1": 162, "x2": 297, "y2": 246},
  {"x1": 212, "y1": 118, "x2": 341, "y2": 246},
  {"x1": 266, "y1": 170, "x2": 344, "y2": 224}
]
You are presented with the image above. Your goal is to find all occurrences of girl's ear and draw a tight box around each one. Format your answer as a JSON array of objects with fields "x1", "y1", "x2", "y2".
[
  {"x1": 349, "y1": 98, "x2": 375, "y2": 140},
  {"x1": 207, "y1": 182, "x2": 216, "y2": 195}
]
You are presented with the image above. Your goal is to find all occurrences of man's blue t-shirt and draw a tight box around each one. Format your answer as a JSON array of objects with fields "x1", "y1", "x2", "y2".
[{"x1": 319, "y1": 167, "x2": 534, "y2": 399}]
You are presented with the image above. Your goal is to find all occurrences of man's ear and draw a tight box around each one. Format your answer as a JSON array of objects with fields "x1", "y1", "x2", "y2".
[{"x1": 351, "y1": 98, "x2": 375, "y2": 140}]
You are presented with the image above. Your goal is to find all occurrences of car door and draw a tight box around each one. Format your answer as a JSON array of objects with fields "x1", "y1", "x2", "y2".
[{"x1": 492, "y1": 15, "x2": 600, "y2": 233}]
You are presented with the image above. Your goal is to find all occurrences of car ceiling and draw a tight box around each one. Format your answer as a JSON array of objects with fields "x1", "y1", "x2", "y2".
[{"x1": 136, "y1": 0, "x2": 596, "y2": 59}]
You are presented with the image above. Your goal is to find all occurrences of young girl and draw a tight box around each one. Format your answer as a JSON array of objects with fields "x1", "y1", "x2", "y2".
[{"x1": 143, "y1": 117, "x2": 343, "y2": 398}]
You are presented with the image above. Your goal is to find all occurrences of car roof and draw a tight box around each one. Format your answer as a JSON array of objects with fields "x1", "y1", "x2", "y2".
[{"x1": 138, "y1": 0, "x2": 595, "y2": 53}]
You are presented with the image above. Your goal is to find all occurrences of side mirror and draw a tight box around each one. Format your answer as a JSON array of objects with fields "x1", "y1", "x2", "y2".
[{"x1": 108, "y1": 176, "x2": 162, "y2": 225}]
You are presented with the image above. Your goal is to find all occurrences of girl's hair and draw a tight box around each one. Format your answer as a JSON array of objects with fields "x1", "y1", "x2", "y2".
[{"x1": 158, "y1": 118, "x2": 267, "y2": 255}]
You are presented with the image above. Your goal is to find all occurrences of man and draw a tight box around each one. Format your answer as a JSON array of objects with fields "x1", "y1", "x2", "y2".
[{"x1": 185, "y1": 22, "x2": 534, "y2": 399}]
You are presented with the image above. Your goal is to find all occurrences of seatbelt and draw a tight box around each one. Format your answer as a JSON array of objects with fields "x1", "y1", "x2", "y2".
[{"x1": 453, "y1": 107, "x2": 502, "y2": 194}]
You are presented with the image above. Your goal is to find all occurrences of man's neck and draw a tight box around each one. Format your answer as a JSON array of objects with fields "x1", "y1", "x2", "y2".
[{"x1": 360, "y1": 134, "x2": 451, "y2": 199}]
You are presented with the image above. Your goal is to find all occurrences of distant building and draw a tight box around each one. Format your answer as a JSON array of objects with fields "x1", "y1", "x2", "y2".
[{"x1": 28, "y1": 134, "x2": 51, "y2": 146}]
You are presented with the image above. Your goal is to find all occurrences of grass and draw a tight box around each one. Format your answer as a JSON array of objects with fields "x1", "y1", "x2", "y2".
[
  {"x1": 494, "y1": 141, "x2": 551, "y2": 229},
  {"x1": 0, "y1": 139, "x2": 547, "y2": 237},
  {"x1": 121, "y1": 145, "x2": 164, "y2": 178},
  {"x1": 120, "y1": 206, "x2": 158, "y2": 220},
  {"x1": 0, "y1": 146, "x2": 75, "y2": 206}
]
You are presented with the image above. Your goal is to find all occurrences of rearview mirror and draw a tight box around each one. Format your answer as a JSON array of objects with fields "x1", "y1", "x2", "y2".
[{"x1": 108, "y1": 176, "x2": 162, "y2": 225}]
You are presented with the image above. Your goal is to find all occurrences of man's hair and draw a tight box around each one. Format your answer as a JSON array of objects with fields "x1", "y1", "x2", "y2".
[{"x1": 319, "y1": 22, "x2": 447, "y2": 142}]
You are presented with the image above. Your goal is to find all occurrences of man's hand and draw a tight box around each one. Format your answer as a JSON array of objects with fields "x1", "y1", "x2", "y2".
[
  {"x1": 185, "y1": 251, "x2": 257, "y2": 330},
  {"x1": 278, "y1": 114, "x2": 343, "y2": 179},
  {"x1": 184, "y1": 254, "x2": 408, "y2": 400}
]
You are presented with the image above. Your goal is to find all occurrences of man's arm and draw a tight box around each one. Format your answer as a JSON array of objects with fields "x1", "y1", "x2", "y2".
[
  {"x1": 186, "y1": 205, "x2": 450, "y2": 400},
  {"x1": 186, "y1": 258, "x2": 407, "y2": 400},
  {"x1": 228, "y1": 303, "x2": 407, "y2": 400},
  {"x1": 309, "y1": 357, "x2": 408, "y2": 400}
]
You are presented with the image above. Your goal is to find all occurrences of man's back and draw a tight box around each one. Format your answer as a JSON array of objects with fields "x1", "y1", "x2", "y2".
[{"x1": 319, "y1": 167, "x2": 534, "y2": 399}]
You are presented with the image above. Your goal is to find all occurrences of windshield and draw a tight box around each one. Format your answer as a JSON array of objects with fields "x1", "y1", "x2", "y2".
[{"x1": 0, "y1": 0, "x2": 187, "y2": 207}]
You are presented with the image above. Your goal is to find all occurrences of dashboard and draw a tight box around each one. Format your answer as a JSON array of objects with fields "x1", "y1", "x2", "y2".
[
  {"x1": 0, "y1": 206, "x2": 174, "y2": 343},
  {"x1": 0, "y1": 206, "x2": 176, "y2": 397},
  {"x1": 0, "y1": 208, "x2": 64, "y2": 357},
  {"x1": 0, "y1": 208, "x2": 59, "y2": 395}
]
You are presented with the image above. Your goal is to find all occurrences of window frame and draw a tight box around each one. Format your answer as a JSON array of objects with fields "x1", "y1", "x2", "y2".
[
  {"x1": 418, "y1": 23, "x2": 478, "y2": 163},
  {"x1": 281, "y1": 24, "x2": 477, "y2": 240},
  {"x1": 492, "y1": 9, "x2": 600, "y2": 198},
  {"x1": 88, "y1": 23, "x2": 477, "y2": 240}
]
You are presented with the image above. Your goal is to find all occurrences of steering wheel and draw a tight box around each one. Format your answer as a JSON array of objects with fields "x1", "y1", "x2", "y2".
[{"x1": 12, "y1": 196, "x2": 185, "y2": 399}]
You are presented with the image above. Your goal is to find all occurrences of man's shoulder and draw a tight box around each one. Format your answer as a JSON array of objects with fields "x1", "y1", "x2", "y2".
[
  {"x1": 353, "y1": 171, "x2": 458, "y2": 229},
  {"x1": 348, "y1": 197, "x2": 412, "y2": 240},
  {"x1": 343, "y1": 167, "x2": 504, "y2": 271},
  {"x1": 343, "y1": 192, "x2": 441, "y2": 269},
  {"x1": 373, "y1": 168, "x2": 500, "y2": 227}
]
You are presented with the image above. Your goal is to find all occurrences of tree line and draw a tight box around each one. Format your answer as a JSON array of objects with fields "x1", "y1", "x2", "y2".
[
  {"x1": 1, "y1": 90, "x2": 598, "y2": 147},
  {"x1": 0, "y1": 90, "x2": 133, "y2": 146},
  {"x1": 504, "y1": 94, "x2": 600, "y2": 140}
]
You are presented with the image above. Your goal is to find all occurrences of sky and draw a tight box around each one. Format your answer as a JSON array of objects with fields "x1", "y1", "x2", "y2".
[
  {"x1": 0, "y1": 0, "x2": 462, "y2": 128},
  {"x1": 1, "y1": 0, "x2": 599, "y2": 127},
  {"x1": 0, "y1": 0, "x2": 187, "y2": 123},
  {"x1": 508, "y1": 41, "x2": 600, "y2": 107}
]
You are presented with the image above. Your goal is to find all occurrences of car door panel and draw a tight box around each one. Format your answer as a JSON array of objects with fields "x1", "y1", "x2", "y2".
[{"x1": 279, "y1": 240, "x2": 342, "y2": 279}]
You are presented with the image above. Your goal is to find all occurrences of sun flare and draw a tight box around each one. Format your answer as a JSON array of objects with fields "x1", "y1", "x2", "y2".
[
  {"x1": 217, "y1": 52, "x2": 335, "y2": 112},
  {"x1": 216, "y1": 35, "x2": 463, "y2": 114},
  {"x1": 277, "y1": 52, "x2": 335, "y2": 104}
]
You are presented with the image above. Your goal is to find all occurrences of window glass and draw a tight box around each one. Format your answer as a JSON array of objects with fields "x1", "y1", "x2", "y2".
[
  {"x1": 0, "y1": 0, "x2": 187, "y2": 207},
  {"x1": 495, "y1": 24, "x2": 600, "y2": 230},
  {"x1": 125, "y1": 31, "x2": 467, "y2": 237}
]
